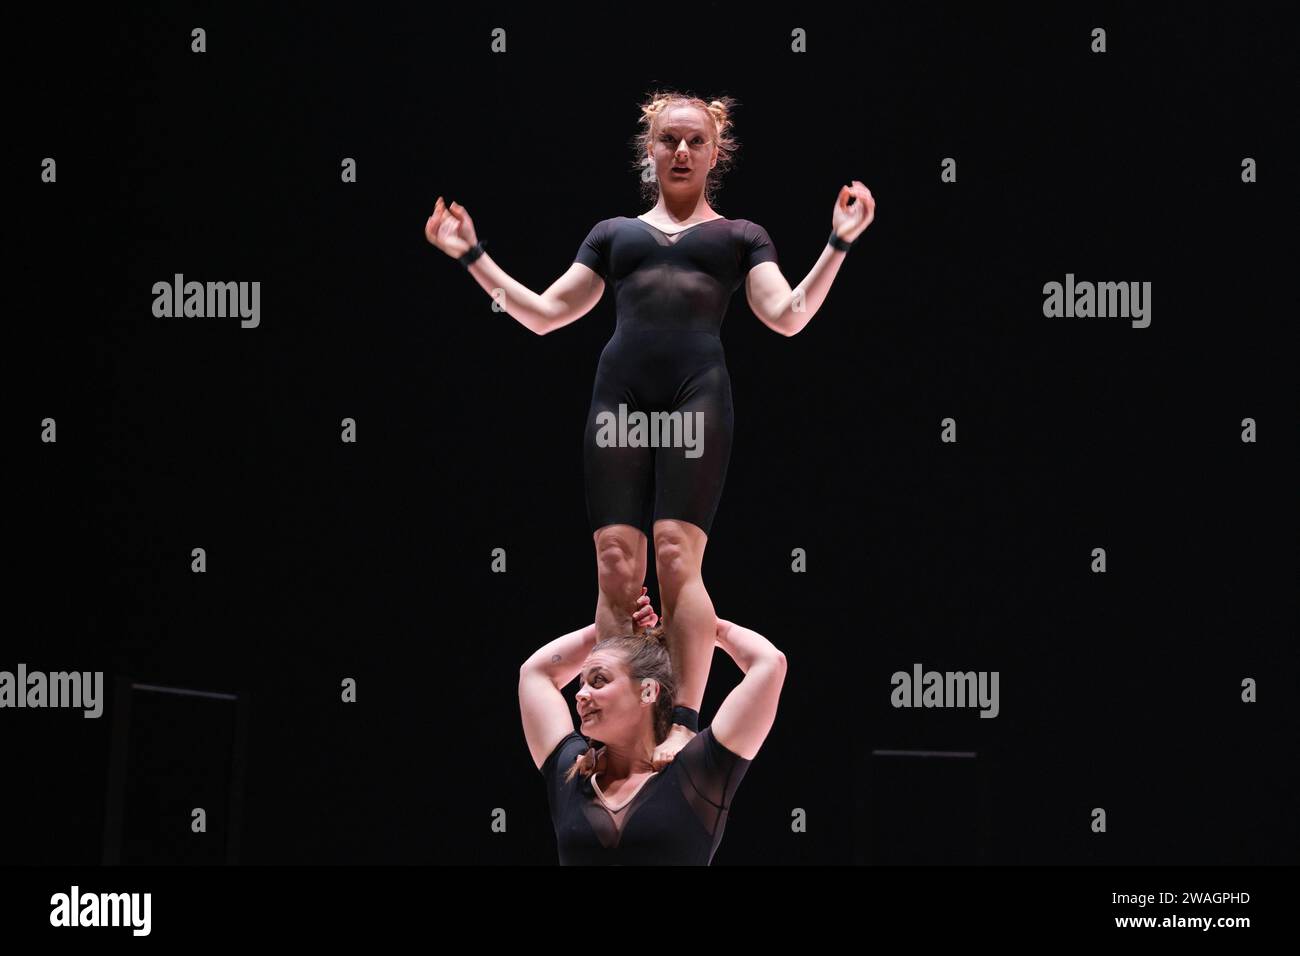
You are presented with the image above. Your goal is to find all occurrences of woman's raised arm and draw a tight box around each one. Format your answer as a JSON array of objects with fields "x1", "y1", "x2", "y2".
[
  {"x1": 519, "y1": 623, "x2": 599, "y2": 770},
  {"x1": 707, "y1": 619, "x2": 788, "y2": 761},
  {"x1": 744, "y1": 181, "x2": 876, "y2": 336},
  {"x1": 425, "y1": 197, "x2": 604, "y2": 335}
]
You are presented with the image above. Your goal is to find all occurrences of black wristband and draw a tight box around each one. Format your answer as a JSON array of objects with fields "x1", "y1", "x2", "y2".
[
  {"x1": 459, "y1": 240, "x2": 487, "y2": 269},
  {"x1": 828, "y1": 230, "x2": 854, "y2": 252},
  {"x1": 671, "y1": 705, "x2": 700, "y2": 732}
]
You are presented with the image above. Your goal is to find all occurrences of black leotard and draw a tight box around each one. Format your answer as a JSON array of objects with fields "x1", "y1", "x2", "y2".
[
  {"x1": 573, "y1": 216, "x2": 779, "y2": 536},
  {"x1": 539, "y1": 725, "x2": 752, "y2": 865}
]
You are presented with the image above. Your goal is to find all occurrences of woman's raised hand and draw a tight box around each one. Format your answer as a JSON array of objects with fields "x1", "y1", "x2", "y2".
[
  {"x1": 631, "y1": 586, "x2": 659, "y2": 631},
  {"x1": 424, "y1": 196, "x2": 479, "y2": 258},
  {"x1": 832, "y1": 180, "x2": 876, "y2": 243}
]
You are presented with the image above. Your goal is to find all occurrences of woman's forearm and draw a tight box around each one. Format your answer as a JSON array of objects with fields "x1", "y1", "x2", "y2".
[
  {"x1": 714, "y1": 619, "x2": 786, "y2": 674},
  {"x1": 521, "y1": 623, "x2": 599, "y2": 689},
  {"x1": 465, "y1": 252, "x2": 557, "y2": 335},
  {"x1": 770, "y1": 244, "x2": 850, "y2": 336}
]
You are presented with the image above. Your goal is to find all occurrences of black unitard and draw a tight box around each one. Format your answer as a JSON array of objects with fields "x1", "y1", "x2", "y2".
[
  {"x1": 540, "y1": 725, "x2": 751, "y2": 865},
  {"x1": 573, "y1": 216, "x2": 779, "y2": 536}
]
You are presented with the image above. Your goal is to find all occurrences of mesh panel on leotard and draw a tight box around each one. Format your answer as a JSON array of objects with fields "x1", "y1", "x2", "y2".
[
  {"x1": 573, "y1": 216, "x2": 778, "y2": 536},
  {"x1": 539, "y1": 725, "x2": 752, "y2": 865}
]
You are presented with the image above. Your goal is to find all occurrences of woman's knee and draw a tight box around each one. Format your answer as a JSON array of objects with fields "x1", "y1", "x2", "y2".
[
  {"x1": 653, "y1": 523, "x2": 703, "y2": 589},
  {"x1": 594, "y1": 526, "x2": 644, "y2": 593}
]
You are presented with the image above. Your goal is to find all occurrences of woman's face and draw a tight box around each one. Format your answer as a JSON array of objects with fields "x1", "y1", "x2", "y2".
[
  {"x1": 575, "y1": 651, "x2": 652, "y2": 742},
  {"x1": 648, "y1": 106, "x2": 717, "y2": 196}
]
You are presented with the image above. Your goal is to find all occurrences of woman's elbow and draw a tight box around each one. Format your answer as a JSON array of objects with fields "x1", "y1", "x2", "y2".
[
  {"x1": 765, "y1": 310, "x2": 798, "y2": 337},
  {"x1": 535, "y1": 293, "x2": 577, "y2": 335},
  {"x1": 529, "y1": 309, "x2": 554, "y2": 335},
  {"x1": 759, "y1": 650, "x2": 788, "y2": 675}
]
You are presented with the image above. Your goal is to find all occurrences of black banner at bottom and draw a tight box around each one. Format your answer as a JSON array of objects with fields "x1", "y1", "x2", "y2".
[{"x1": 0, "y1": 864, "x2": 1287, "y2": 940}]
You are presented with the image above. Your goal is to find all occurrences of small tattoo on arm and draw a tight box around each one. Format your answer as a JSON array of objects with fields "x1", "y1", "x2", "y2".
[{"x1": 551, "y1": 654, "x2": 562, "y2": 664}]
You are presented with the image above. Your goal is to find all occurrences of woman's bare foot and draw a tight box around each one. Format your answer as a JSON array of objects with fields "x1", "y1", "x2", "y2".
[{"x1": 651, "y1": 724, "x2": 697, "y2": 771}]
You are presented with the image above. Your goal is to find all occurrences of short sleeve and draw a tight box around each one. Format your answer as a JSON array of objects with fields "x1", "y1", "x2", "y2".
[
  {"x1": 540, "y1": 731, "x2": 585, "y2": 780},
  {"x1": 742, "y1": 221, "x2": 779, "y2": 273},
  {"x1": 675, "y1": 725, "x2": 752, "y2": 814},
  {"x1": 573, "y1": 219, "x2": 611, "y2": 280}
]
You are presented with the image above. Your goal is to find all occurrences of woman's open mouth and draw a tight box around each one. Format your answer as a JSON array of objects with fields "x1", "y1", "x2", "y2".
[{"x1": 671, "y1": 166, "x2": 690, "y2": 175}]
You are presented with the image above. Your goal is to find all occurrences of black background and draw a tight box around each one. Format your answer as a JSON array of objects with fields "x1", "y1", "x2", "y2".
[{"x1": 11, "y1": 2, "x2": 1295, "y2": 866}]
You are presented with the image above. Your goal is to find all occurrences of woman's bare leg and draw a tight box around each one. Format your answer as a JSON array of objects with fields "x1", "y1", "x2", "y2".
[
  {"x1": 652, "y1": 518, "x2": 716, "y2": 712},
  {"x1": 593, "y1": 524, "x2": 649, "y2": 640}
]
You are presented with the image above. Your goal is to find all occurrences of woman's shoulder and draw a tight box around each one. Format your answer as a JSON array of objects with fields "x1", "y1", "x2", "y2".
[
  {"x1": 540, "y1": 731, "x2": 589, "y2": 780},
  {"x1": 680, "y1": 725, "x2": 751, "y2": 765},
  {"x1": 708, "y1": 217, "x2": 770, "y2": 244}
]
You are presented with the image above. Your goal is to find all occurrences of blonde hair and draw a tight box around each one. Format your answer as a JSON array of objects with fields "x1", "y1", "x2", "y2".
[
  {"x1": 630, "y1": 90, "x2": 740, "y2": 208},
  {"x1": 563, "y1": 624, "x2": 676, "y2": 785}
]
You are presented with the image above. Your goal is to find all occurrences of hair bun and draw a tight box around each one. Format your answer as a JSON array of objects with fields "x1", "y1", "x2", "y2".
[{"x1": 639, "y1": 623, "x2": 668, "y2": 647}]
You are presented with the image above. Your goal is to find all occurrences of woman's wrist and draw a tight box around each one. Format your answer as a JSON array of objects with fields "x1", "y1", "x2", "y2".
[{"x1": 458, "y1": 239, "x2": 487, "y2": 268}]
